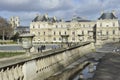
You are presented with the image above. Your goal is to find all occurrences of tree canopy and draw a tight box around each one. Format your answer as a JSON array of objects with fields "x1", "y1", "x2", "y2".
[{"x1": 0, "y1": 16, "x2": 13, "y2": 40}]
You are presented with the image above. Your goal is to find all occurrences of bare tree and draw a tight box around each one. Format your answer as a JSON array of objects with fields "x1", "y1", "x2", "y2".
[{"x1": 0, "y1": 16, "x2": 13, "y2": 40}]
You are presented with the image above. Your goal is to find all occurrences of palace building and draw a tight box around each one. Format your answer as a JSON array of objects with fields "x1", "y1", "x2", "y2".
[{"x1": 30, "y1": 11, "x2": 120, "y2": 44}]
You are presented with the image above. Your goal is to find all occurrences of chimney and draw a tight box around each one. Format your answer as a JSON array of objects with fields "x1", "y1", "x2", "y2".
[
  {"x1": 112, "y1": 10, "x2": 116, "y2": 16},
  {"x1": 53, "y1": 16, "x2": 56, "y2": 21},
  {"x1": 44, "y1": 13, "x2": 48, "y2": 18},
  {"x1": 101, "y1": 10, "x2": 104, "y2": 15}
]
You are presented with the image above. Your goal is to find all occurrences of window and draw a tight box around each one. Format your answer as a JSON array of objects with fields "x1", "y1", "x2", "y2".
[
  {"x1": 79, "y1": 24, "x2": 81, "y2": 26},
  {"x1": 44, "y1": 38, "x2": 45, "y2": 41},
  {"x1": 38, "y1": 32, "x2": 40, "y2": 35},
  {"x1": 100, "y1": 23, "x2": 102, "y2": 27},
  {"x1": 106, "y1": 25, "x2": 109, "y2": 27},
  {"x1": 56, "y1": 25, "x2": 58, "y2": 28},
  {"x1": 54, "y1": 31, "x2": 56, "y2": 35},
  {"x1": 72, "y1": 32, "x2": 75, "y2": 35},
  {"x1": 61, "y1": 25, "x2": 63, "y2": 28},
  {"x1": 83, "y1": 24, "x2": 85, "y2": 27},
  {"x1": 106, "y1": 31, "x2": 109, "y2": 35},
  {"x1": 33, "y1": 25, "x2": 35, "y2": 28},
  {"x1": 59, "y1": 38, "x2": 61, "y2": 41},
  {"x1": 89, "y1": 24, "x2": 90, "y2": 27},
  {"x1": 72, "y1": 37, "x2": 75, "y2": 41},
  {"x1": 87, "y1": 31, "x2": 89, "y2": 34},
  {"x1": 113, "y1": 23, "x2": 115, "y2": 27},
  {"x1": 59, "y1": 32, "x2": 61, "y2": 35},
  {"x1": 100, "y1": 30, "x2": 102, "y2": 35},
  {"x1": 38, "y1": 25, "x2": 40, "y2": 28},
  {"x1": 82, "y1": 31, "x2": 84, "y2": 35},
  {"x1": 54, "y1": 38, "x2": 56, "y2": 41},
  {"x1": 113, "y1": 30, "x2": 115, "y2": 34},
  {"x1": 65, "y1": 31, "x2": 66, "y2": 35},
  {"x1": 44, "y1": 32, "x2": 45, "y2": 35}
]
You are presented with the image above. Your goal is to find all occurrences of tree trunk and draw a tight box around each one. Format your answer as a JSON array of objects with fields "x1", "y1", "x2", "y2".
[{"x1": 2, "y1": 30, "x2": 5, "y2": 40}]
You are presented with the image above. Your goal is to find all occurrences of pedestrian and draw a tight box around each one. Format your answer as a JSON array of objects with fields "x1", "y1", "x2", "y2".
[
  {"x1": 38, "y1": 47, "x2": 40, "y2": 52},
  {"x1": 40, "y1": 46, "x2": 42, "y2": 52}
]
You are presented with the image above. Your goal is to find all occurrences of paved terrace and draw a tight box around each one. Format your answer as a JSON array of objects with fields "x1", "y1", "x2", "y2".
[{"x1": 93, "y1": 42, "x2": 120, "y2": 80}]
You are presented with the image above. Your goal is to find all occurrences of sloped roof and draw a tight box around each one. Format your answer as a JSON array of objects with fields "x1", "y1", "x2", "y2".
[
  {"x1": 98, "y1": 12, "x2": 117, "y2": 20},
  {"x1": 66, "y1": 16, "x2": 91, "y2": 22},
  {"x1": 32, "y1": 14, "x2": 59, "y2": 23},
  {"x1": 32, "y1": 15, "x2": 48, "y2": 22}
]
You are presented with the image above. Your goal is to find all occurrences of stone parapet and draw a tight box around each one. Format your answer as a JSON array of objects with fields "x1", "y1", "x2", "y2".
[{"x1": 0, "y1": 42, "x2": 95, "y2": 80}]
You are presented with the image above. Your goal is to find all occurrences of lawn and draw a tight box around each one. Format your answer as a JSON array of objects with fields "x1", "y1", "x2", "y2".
[{"x1": 0, "y1": 52, "x2": 25, "y2": 58}]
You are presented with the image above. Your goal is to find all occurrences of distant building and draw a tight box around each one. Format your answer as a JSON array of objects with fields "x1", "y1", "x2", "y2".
[
  {"x1": 96, "y1": 11, "x2": 120, "y2": 44},
  {"x1": 14, "y1": 26, "x2": 30, "y2": 34},
  {"x1": 30, "y1": 11, "x2": 120, "y2": 44},
  {"x1": 10, "y1": 16, "x2": 20, "y2": 28}
]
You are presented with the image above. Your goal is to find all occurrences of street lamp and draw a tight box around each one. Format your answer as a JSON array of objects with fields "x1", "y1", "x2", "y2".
[{"x1": 19, "y1": 34, "x2": 35, "y2": 55}]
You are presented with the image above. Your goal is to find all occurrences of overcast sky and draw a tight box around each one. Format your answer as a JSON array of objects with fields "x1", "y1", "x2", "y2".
[{"x1": 0, "y1": 0, "x2": 120, "y2": 26}]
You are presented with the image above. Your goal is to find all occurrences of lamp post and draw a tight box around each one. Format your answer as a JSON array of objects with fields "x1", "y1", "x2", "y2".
[
  {"x1": 19, "y1": 34, "x2": 35, "y2": 55},
  {"x1": 61, "y1": 35, "x2": 69, "y2": 47}
]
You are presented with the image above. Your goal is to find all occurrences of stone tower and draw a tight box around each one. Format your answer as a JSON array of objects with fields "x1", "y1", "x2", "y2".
[{"x1": 10, "y1": 16, "x2": 20, "y2": 28}]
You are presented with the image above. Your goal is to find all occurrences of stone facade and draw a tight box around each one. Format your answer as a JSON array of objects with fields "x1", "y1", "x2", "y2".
[
  {"x1": 30, "y1": 11, "x2": 120, "y2": 44},
  {"x1": 10, "y1": 16, "x2": 20, "y2": 28}
]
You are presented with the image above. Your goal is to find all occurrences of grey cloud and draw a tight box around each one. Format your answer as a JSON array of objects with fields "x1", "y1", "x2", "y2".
[
  {"x1": 0, "y1": 0, "x2": 74, "y2": 12},
  {"x1": 0, "y1": 0, "x2": 120, "y2": 26}
]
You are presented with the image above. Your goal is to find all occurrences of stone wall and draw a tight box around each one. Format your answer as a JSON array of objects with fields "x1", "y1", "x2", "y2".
[{"x1": 0, "y1": 42, "x2": 95, "y2": 80}]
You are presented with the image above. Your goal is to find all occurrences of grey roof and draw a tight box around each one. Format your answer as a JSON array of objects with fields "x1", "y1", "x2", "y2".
[
  {"x1": 32, "y1": 15, "x2": 48, "y2": 22},
  {"x1": 66, "y1": 16, "x2": 91, "y2": 22},
  {"x1": 98, "y1": 12, "x2": 117, "y2": 20},
  {"x1": 32, "y1": 15, "x2": 59, "y2": 22}
]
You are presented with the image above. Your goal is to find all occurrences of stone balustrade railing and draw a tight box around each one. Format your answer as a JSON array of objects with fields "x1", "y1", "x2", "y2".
[{"x1": 0, "y1": 42, "x2": 95, "y2": 80}]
